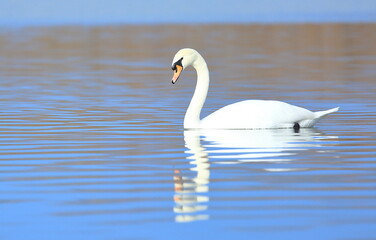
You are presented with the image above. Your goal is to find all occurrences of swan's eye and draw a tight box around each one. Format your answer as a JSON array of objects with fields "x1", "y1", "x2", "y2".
[{"x1": 172, "y1": 57, "x2": 183, "y2": 72}]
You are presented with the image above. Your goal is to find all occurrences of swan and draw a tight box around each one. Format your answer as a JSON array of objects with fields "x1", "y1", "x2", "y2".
[{"x1": 171, "y1": 48, "x2": 339, "y2": 129}]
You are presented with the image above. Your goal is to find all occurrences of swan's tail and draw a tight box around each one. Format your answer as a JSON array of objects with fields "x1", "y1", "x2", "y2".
[
  {"x1": 314, "y1": 107, "x2": 340, "y2": 119},
  {"x1": 299, "y1": 107, "x2": 339, "y2": 128}
]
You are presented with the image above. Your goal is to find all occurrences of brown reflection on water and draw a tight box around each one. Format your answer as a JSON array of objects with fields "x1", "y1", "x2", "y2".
[
  {"x1": 2, "y1": 24, "x2": 374, "y2": 109},
  {"x1": 1, "y1": 24, "x2": 375, "y2": 67}
]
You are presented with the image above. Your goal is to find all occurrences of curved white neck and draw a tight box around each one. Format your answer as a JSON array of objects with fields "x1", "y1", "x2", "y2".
[{"x1": 184, "y1": 57, "x2": 209, "y2": 129}]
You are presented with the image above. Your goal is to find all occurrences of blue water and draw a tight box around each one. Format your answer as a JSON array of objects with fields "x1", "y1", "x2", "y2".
[{"x1": 0, "y1": 24, "x2": 375, "y2": 240}]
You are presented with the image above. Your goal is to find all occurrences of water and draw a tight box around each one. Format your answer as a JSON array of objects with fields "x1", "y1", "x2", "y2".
[{"x1": 0, "y1": 24, "x2": 375, "y2": 240}]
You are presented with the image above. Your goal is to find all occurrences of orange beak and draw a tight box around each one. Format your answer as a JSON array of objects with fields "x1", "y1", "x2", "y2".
[{"x1": 172, "y1": 65, "x2": 183, "y2": 84}]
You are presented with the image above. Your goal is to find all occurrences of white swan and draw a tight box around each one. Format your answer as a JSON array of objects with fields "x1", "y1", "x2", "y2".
[{"x1": 171, "y1": 48, "x2": 339, "y2": 129}]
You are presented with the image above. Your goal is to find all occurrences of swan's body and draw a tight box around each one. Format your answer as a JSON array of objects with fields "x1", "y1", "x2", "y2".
[
  {"x1": 201, "y1": 100, "x2": 338, "y2": 129},
  {"x1": 171, "y1": 48, "x2": 339, "y2": 129}
]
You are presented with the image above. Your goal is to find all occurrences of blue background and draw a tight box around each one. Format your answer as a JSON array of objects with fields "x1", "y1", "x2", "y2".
[{"x1": 1, "y1": 0, "x2": 375, "y2": 26}]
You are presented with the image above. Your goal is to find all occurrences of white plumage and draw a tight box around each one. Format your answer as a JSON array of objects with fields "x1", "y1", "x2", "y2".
[
  {"x1": 201, "y1": 100, "x2": 338, "y2": 129},
  {"x1": 171, "y1": 48, "x2": 339, "y2": 129}
]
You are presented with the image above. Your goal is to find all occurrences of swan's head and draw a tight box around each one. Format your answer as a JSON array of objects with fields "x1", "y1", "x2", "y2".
[{"x1": 171, "y1": 48, "x2": 200, "y2": 84}]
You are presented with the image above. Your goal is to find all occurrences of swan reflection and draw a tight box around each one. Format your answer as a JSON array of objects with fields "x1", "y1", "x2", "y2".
[
  {"x1": 173, "y1": 128, "x2": 337, "y2": 222},
  {"x1": 173, "y1": 130, "x2": 210, "y2": 222}
]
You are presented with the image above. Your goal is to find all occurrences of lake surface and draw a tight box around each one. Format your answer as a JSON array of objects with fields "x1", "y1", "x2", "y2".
[{"x1": 0, "y1": 24, "x2": 375, "y2": 240}]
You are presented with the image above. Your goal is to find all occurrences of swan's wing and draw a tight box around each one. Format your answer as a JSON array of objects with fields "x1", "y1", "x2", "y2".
[{"x1": 201, "y1": 100, "x2": 315, "y2": 129}]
